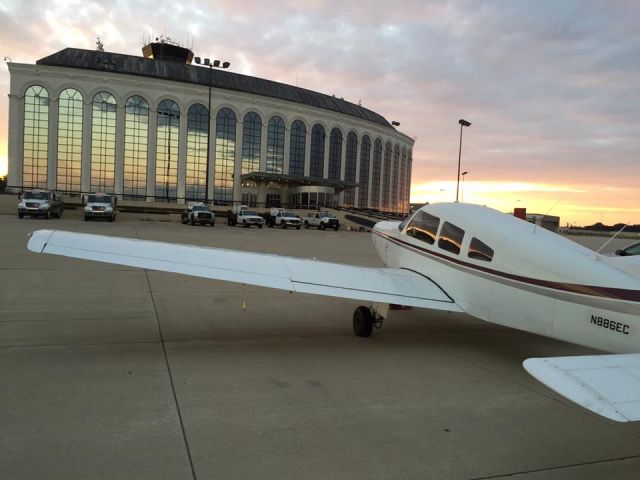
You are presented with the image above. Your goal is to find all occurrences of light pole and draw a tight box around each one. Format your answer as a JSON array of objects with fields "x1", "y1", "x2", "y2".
[
  {"x1": 194, "y1": 57, "x2": 230, "y2": 204},
  {"x1": 461, "y1": 171, "x2": 468, "y2": 203},
  {"x1": 456, "y1": 119, "x2": 471, "y2": 202}
]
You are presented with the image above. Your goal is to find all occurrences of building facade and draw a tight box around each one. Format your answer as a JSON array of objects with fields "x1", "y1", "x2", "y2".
[{"x1": 7, "y1": 45, "x2": 414, "y2": 212}]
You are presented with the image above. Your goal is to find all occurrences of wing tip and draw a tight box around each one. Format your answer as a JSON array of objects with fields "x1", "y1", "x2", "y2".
[{"x1": 27, "y1": 229, "x2": 54, "y2": 254}]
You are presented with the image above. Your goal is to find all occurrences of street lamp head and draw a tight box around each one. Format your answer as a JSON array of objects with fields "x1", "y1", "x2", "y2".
[
  {"x1": 458, "y1": 119, "x2": 471, "y2": 127},
  {"x1": 461, "y1": 171, "x2": 468, "y2": 176}
]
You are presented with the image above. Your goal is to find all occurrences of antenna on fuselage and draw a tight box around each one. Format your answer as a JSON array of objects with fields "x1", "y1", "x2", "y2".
[{"x1": 595, "y1": 223, "x2": 629, "y2": 255}]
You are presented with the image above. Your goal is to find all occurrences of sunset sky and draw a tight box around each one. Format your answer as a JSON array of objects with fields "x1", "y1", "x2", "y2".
[{"x1": 0, "y1": 0, "x2": 638, "y2": 225}]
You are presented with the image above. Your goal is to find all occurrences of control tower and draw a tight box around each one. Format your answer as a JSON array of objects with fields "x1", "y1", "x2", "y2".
[{"x1": 142, "y1": 35, "x2": 194, "y2": 64}]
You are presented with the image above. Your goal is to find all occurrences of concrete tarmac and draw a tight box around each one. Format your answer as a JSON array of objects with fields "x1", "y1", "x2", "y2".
[{"x1": 1, "y1": 210, "x2": 640, "y2": 479}]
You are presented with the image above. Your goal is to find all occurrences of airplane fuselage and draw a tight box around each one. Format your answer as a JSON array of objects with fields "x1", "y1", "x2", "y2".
[{"x1": 372, "y1": 203, "x2": 640, "y2": 354}]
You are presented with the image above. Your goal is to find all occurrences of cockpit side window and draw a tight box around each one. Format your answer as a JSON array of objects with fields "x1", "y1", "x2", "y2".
[
  {"x1": 405, "y1": 211, "x2": 440, "y2": 245},
  {"x1": 438, "y1": 221, "x2": 465, "y2": 255},
  {"x1": 468, "y1": 237, "x2": 494, "y2": 262}
]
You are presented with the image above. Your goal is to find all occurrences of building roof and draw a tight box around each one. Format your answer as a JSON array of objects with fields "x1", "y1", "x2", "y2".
[{"x1": 36, "y1": 48, "x2": 393, "y2": 129}]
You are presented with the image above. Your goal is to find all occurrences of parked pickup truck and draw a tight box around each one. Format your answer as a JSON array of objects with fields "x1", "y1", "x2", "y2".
[
  {"x1": 303, "y1": 211, "x2": 340, "y2": 231},
  {"x1": 181, "y1": 202, "x2": 215, "y2": 226},
  {"x1": 18, "y1": 190, "x2": 64, "y2": 219},
  {"x1": 227, "y1": 205, "x2": 264, "y2": 228},
  {"x1": 265, "y1": 208, "x2": 301, "y2": 229},
  {"x1": 83, "y1": 193, "x2": 117, "y2": 221}
]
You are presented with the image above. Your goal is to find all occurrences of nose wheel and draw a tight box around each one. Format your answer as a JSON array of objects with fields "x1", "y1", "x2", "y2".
[{"x1": 353, "y1": 303, "x2": 388, "y2": 337}]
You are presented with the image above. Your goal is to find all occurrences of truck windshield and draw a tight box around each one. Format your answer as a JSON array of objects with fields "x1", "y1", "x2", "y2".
[
  {"x1": 193, "y1": 206, "x2": 209, "y2": 212},
  {"x1": 283, "y1": 212, "x2": 297, "y2": 217},
  {"x1": 244, "y1": 211, "x2": 258, "y2": 216},
  {"x1": 88, "y1": 195, "x2": 112, "y2": 203},
  {"x1": 24, "y1": 191, "x2": 49, "y2": 200},
  {"x1": 318, "y1": 212, "x2": 332, "y2": 218}
]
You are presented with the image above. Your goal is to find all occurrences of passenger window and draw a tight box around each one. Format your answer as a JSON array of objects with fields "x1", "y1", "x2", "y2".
[
  {"x1": 438, "y1": 222, "x2": 464, "y2": 255},
  {"x1": 405, "y1": 211, "x2": 440, "y2": 245},
  {"x1": 468, "y1": 237, "x2": 494, "y2": 262}
]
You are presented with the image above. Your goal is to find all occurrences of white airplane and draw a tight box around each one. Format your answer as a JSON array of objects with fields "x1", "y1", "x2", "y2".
[{"x1": 27, "y1": 202, "x2": 640, "y2": 422}]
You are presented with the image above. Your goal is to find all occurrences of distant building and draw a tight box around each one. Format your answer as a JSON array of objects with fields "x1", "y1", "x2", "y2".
[{"x1": 6, "y1": 40, "x2": 414, "y2": 212}]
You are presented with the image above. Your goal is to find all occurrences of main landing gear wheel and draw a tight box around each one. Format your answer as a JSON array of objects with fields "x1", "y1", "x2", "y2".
[{"x1": 353, "y1": 306, "x2": 374, "y2": 337}]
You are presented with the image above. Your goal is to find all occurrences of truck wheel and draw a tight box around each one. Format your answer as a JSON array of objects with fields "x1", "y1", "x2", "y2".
[
  {"x1": 353, "y1": 306, "x2": 374, "y2": 337},
  {"x1": 333, "y1": 225, "x2": 339, "y2": 231},
  {"x1": 281, "y1": 221, "x2": 286, "y2": 229},
  {"x1": 320, "y1": 223, "x2": 326, "y2": 230},
  {"x1": 304, "y1": 221, "x2": 309, "y2": 229},
  {"x1": 211, "y1": 220, "x2": 215, "y2": 227},
  {"x1": 45, "y1": 210, "x2": 51, "y2": 220},
  {"x1": 191, "y1": 217, "x2": 195, "y2": 226},
  {"x1": 109, "y1": 215, "x2": 115, "y2": 222},
  {"x1": 243, "y1": 220, "x2": 248, "y2": 228},
  {"x1": 58, "y1": 208, "x2": 64, "y2": 219},
  {"x1": 296, "y1": 225, "x2": 301, "y2": 230},
  {"x1": 84, "y1": 215, "x2": 89, "y2": 221},
  {"x1": 258, "y1": 224, "x2": 263, "y2": 229},
  {"x1": 18, "y1": 213, "x2": 23, "y2": 219}
]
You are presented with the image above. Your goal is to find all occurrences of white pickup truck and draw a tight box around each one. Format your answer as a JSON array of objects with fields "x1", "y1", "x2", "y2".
[
  {"x1": 83, "y1": 193, "x2": 117, "y2": 222},
  {"x1": 18, "y1": 190, "x2": 64, "y2": 219},
  {"x1": 266, "y1": 208, "x2": 301, "y2": 229},
  {"x1": 227, "y1": 205, "x2": 264, "y2": 228},
  {"x1": 303, "y1": 211, "x2": 340, "y2": 231}
]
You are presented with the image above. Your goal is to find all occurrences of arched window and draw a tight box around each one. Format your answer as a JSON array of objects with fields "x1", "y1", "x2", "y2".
[
  {"x1": 124, "y1": 95, "x2": 149, "y2": 199},
  {"x1": 214, "y1": 107, "x2": 236, "y2": 203},
  {"x1": 310, "y1": 124, "x2": 325, "y2": 178},
  {"x1": 91, "y1": 92, "x2": 117, "y2": 192},
  {"x1": 381, "y1": 141, "x2": 392, "y2": 211},
  {"x1": 56, "y1": 88, "x2": 82, "y2": 192},
  {"x1": 370, "y1": 139, "x2": 382, "y2": 208},
  {"x1": 328, "y1": 128, "x2": 343, "y2": 181},
  {"x1": 343, "y1": 131, "x2": 357, "y2": 206},
  {"x1": 23, "y1": 85, "x2": 49, "y2": 189},
  {"x1": 289, "y1": 120, "x2": 306, "y2": 176},
  {"x1": 185, "y1": 104, "x2": 209, "y2": 201},
  {"x1": 155, "y1": 99, "x2": 180, "y2": 201},
  {"x1": 391, "y1": 144, "x2": 400, "y2": 212},
  {"x1": 399, "y1": 147, "x2": 407, "y2": 214},
  {"x1": 242, "y1": 112, "x2": 261, "y2": 175},
  {"x1": 266, "y1": 116, "x2": 285, "y2": 174},
  {"x1": 358, "y1": 135, "x2": 371, "y2": 207}
]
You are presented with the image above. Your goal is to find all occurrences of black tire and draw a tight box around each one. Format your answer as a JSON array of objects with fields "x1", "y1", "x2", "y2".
[
  {"x1": 58, "y1": 208, "x2": 64, "y2": 219},
  {"x1": 109, "y1": 215, "x2": 115, "y2": 222},
  {"x1": 243, "y1": 220, "x2": 248, "y2": 228},
  {"x1": 304, "y1": 221, "x2": 309, "y2": 229},
  {"x1": 333, "y1": 225, "x2": 339, "y2": 231},
  {"x1": 18, "y1": 213, "x2": 23, "y2": 219},
  {"x1": 191, "y1": 217, "x2": 195, "y2": 226},
  {"x1": 84, "y1": 215, "x2": 89, "y2": 221},
  {"x1": 281, "y1": 221, "x2": 286, "y2": 229},
  {"x1": 211, "y1": 220, "x2": 215, "y2": 227},
  {"x1": 45, "y1": 210, "x2": 51, "y2": 220},
  {"x1": 353, "y1": 306, "x2": 374, "y2": 337},
  {"x1": 296, "y1": 225, "x2": 300, "y2": 230},
  {"x1": 320, "y1": 223, "x2": 326, "y2": 230},
  {"x1": 258, "y1": 224, "x2": 263, "y2": 229}
]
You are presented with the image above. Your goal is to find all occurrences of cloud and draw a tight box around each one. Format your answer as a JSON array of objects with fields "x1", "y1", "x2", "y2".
[{"x1": 0, "y1": 0, "x2": 638, "y2": 223}]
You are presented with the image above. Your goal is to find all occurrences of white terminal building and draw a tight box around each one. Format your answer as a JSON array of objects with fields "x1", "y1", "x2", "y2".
[{"x1": 6, "y1": 39, "x2": 414, "y2": 212}]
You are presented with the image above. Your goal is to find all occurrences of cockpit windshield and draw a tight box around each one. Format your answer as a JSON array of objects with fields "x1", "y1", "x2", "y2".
[{"x1": 405, "y1": 211, "x2": 440, "y2": 245}]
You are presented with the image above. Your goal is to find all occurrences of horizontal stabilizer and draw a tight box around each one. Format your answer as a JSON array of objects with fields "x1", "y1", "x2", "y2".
[
  {"x1": 524, "y1": 354, "x2": 640, "y2": 422},
  {"x1": 27, "y1": 230, "x2": 462, "y2": 311}
]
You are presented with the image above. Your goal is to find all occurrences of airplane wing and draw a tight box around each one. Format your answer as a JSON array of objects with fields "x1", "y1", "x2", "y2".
[
  {"x1": 524, "y1": 354, "x2": 640, "y2": 422},
  {"x1": 27, "y1": 230, "x2": 462, "y2": 311}
]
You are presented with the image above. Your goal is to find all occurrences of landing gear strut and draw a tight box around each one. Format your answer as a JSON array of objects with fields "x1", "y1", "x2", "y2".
[{"x1": 352, "y1": 303, "x2": 388, "y2": 337}]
